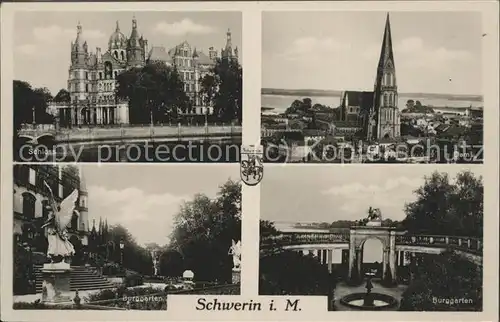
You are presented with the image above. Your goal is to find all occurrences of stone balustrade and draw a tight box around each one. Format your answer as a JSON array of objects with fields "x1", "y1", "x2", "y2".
[{"x1": 262, "y1": 232, "x2": 483, "y2": 256}]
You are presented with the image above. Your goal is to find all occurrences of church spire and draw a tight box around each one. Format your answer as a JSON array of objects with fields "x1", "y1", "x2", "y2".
[
  {"x1": 116, "y1": 20, "x2": 120, "y2": 32},
  {"x1": 377, "y1": 13, "x2": 395, "y2": 70}
]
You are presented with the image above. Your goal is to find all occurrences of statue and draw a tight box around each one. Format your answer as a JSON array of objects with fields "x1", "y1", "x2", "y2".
[
  {"x1": 367, "y1": 207, "x2": 382, "y2": 221},
  {"x1": 41, "y1": 181, "x2": 78, "y2": 263},
  {"x1": 228, "y1": 239, "x2": 241, "y2": 270}
]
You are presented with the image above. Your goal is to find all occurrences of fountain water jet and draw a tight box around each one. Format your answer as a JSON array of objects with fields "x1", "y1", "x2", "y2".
[{"x1": 339, "y1": 273, "x2": 398, "y2": 310}]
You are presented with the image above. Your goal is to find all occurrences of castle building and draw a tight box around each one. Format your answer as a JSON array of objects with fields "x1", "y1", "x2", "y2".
[
  {"x1": 13, "y1": 165, "x2": 89, "y2": 255},
  {"x1": 50, "y1": 18, "x2": 238, "y2": 127},
  {"x1": 148, "y1": 28, "x2": 238, "y2": 115},
  {"x1": 338, "y1": 14, "x2": 401, "y2": 141}
]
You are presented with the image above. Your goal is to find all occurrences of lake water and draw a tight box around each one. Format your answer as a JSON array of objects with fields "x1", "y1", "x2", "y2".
[
  {"x1": 262, "y1": 94, "x2": 483, "y2": 114},
  {"x1": 273, "y1": 221, "x2": 383, "y2": 263}
]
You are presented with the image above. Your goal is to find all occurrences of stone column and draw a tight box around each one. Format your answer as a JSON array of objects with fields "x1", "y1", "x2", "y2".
[
  {"x1": 382, "y1": 248, "x2": 388, "y2": 279},
  {"x1": 348, "y1": 229, "x2": 356, "y2": 280},
  {"x1": 356, "y1": 248, "x2": 362, "y2": 278},
  {"x1": 348, "y1": 245, "x2": 355, "y2": 280},
  {"x1": 327, "y1": 249, "x2": 333, "y2": 273},
  {"x1": 389, "y1": 231, "x2": 397, "y2": 283}
]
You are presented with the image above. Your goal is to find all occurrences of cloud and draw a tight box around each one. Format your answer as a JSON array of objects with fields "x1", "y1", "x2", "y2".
[
  {"x1": 16, "y1": 44, "x2": 37, "y2": 55},
  {"x1": 153, "y1": 19, "x2": 216, "y2": 36},
  {"x1": 277, "y1": 36, "x2": 350, "y2": 61},
  {"x1": 321, "y1": 176, "x2": 423, "y2": 219},
  {"x1": 322, "y1": 176, "x2": 422, "y2": 197},
  {"x1": 16, "y1": 24, "x2": 105, "y2": 56},
  {"x1": 87, "y1": 185, "x2": 189, "y2": 246}
]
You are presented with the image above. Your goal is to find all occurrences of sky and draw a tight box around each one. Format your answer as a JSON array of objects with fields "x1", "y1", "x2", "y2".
[
  {"x1": 13, "y1": 11, "x2": 242, "y2": 95},
  {"x1": 81, "y1": 164, "x2": 239, "y2": 247},
  {"x1": 262, "y1": 11, "x2": 483, "y2": 95},
  {"x1": 261, "y1": 165, "x2": 484, "y2": 224}
]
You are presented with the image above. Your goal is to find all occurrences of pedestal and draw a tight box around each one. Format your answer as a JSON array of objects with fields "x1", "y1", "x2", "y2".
[
  {"x1": 42, "y1": 262, "x2": 72, "y2": 303},
  {"x1": 231, "y1": 269, "x2": 241, "y2": 284}
]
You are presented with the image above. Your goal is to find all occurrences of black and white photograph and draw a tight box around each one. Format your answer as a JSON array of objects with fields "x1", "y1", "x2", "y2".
[
  {"x1": 261, "y1": 12, "x2": 484, "y2": 164},
  {"x1": 13, "y1": 11, "x2": 242, "y2": 163},
  {"x1": 13, "y1": 164, "x2": 241, "y2": 310},
  {"x1": 259, "y1": 166, "x2": 483, "y2": 311}
]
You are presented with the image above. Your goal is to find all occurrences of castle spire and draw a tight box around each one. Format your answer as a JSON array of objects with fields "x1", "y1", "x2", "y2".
[{"x1": 116, "y1": 20, "x2": 120, "y2": 32}]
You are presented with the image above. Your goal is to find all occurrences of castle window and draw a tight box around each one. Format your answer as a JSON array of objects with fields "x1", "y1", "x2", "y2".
[
  {"x1": 114, "y1": 51, "x2": 118, "y2": 59},
  {"x1": 99, "y1": 72, "x2": 103, "y2": 80},
  {"x1": 71, "y1": 212, "x2": 79, "y2": 230},
  {"x1": 85, "y1": 84, "x2": 89, "y2": 93},
  {"x1": 85, "y1": 72, "x2": 88, "y2": 80},
  {"x1": 22, "y1": 192, "x2": 36, "y2": 220},
  {"x1": 121, "y1": 51, "x2": 125, "y2": 61}
]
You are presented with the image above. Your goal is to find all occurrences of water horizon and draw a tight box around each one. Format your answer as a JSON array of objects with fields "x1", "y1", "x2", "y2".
[{"x1": 262, "y1": 93, "x2": 483, "y2": 115}]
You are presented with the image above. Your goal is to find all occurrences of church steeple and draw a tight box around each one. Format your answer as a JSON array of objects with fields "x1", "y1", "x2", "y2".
[
  {"x1": 377, "y1": 13, "x2": 395, "y2": 71},
  {"x1": 368, "y1": 12, "x2": 400, "y2": 141}
]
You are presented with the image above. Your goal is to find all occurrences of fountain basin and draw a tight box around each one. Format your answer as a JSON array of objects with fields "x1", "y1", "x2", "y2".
[{"x1": 340, "y1": 293, "x2": 398, "y2": 310}]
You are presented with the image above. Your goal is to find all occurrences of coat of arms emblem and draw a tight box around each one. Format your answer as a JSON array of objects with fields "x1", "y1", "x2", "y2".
[{"x1": 240, "y1": 145, "x2": 264, "y2": 186}]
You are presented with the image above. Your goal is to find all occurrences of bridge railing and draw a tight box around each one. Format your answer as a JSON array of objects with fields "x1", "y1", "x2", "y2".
[
  {"x1": 395, "y1": 234, "x2": 482, "y2": 255},
  {"x1": 53, "y1": 125, "x2": 242, "y2": 142},
  {"x1": 19, "y1": 124, "x2": 56, "y2": 131},
  {"x1": 261, "y1": 232, "x2": 350, "y2": 249}
]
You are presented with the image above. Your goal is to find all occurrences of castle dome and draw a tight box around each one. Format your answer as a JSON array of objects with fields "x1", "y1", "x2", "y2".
[{"x1": 109, "y1": 21, "x2": 127, "y2": 50}]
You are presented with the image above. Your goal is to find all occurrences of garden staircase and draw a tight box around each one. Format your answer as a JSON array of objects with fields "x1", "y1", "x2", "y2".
[{"x1": 34, "y1": 265, "x2": 115, "y2": 293}]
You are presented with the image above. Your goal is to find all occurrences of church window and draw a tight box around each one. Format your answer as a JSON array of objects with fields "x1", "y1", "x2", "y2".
[{"x1": 383, "y1": 93, "x2": 389, "y2": 106}]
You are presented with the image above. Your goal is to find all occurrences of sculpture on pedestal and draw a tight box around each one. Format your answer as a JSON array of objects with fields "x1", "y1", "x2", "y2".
[
  {"x1": 228, "y1": 239, "x2": 241, "y2": 270},
  {"x1": 40, "y1": 181, "x2": 79, "y2": 303},
  {"x1": 228, "y1": 239, "x2": 241, "y2": 284},
  {"x1": 42, "y1": 182, "x2": 78, "y2": 263}
]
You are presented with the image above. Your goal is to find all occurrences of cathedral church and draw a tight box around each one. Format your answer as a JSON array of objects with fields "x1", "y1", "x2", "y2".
[
  {"x1": 339, "y1": 14, "x2": 401, "y2": 141},
  {"x1": 51, "y1": 17, "x2": 237, "y2": 127}
]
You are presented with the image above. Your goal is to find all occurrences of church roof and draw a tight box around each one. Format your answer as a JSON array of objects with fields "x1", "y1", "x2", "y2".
[
  {"x1": 377, "y1": 13, "x2": 395, "y2": 70},
  {"x1": 342, "y1": 91, "x2": 374, "y2": 115}
]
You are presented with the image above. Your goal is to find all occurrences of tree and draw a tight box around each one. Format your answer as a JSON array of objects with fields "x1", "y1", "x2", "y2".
[
  {"x1": 13, "y1": 80, "x2": 54, "y2": 132},
  {"x1": 402, "y1": 171, "x2": 483, "y2": 237},
  {"x1": 107, "y1": 224, "x2": 153, "y2": 276},
  {"x1": 399, "y1": 251, "x2": 482, "y2": 311},
  {"x1": 199, "y1": 58, "x2": 242, "y2": 123},
  {"x1": 259, "y1": 250, "x2": 332, "y2": 295},
  {"x1": 53, "y1": 89, "x2": 71, "y2": 103},
  {"x1": 159, "y1": 250, "x2": 184, "y2": 277},
  {"x1": 168, "y1": 180, "x2": 241, "y2": 283},
  {"x1": 116, "y1": 62, "x2": 189, "y2": 124}
]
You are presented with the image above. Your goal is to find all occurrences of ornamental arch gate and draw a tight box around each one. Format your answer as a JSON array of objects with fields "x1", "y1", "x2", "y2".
[{"x1": 348, "y1": 226, "x2": 399, "y2": 283}]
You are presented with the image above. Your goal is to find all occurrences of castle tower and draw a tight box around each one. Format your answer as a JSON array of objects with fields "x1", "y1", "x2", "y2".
[
  {"x1": 208, "y1": 46, "x2": 217, "y2": 60},
  {"x1": 127, "y1": 17, "x2": 145, "y2": 67},
  {"x1": 109, "y1": 21, "x2": 127, "y2": 62},
  {"x1": 222, "y1": 28, "x2": 234, "y2": 60},
  {"x1": 369, "y1": 13, "x2": 401, "y2": 140},
  {"x1": 69, "y1": 22, "x2": 90, "y2": 106}
]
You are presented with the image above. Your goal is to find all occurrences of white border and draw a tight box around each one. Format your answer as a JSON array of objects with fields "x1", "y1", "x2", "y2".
[{"x1": 1, "y1": 1, "x2": 498, "y2": 321}]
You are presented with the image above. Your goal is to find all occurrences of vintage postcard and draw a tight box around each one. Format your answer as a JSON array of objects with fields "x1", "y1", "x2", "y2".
[
  {"x1": 10, "y1": 10, "x2": 242, "y2": 163},
  {"x1": 11, "y1": 164, "x2": 241, "y2": 309},
  {"x1": 1, "y1": 1, "x2": 498, "y2": 322},
  {"x1": 261, "y1": 11, "x2": 484, "y2": 164},
  {"x1": 260, "y1": 165, "x2": 484, "y2": 311}
]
